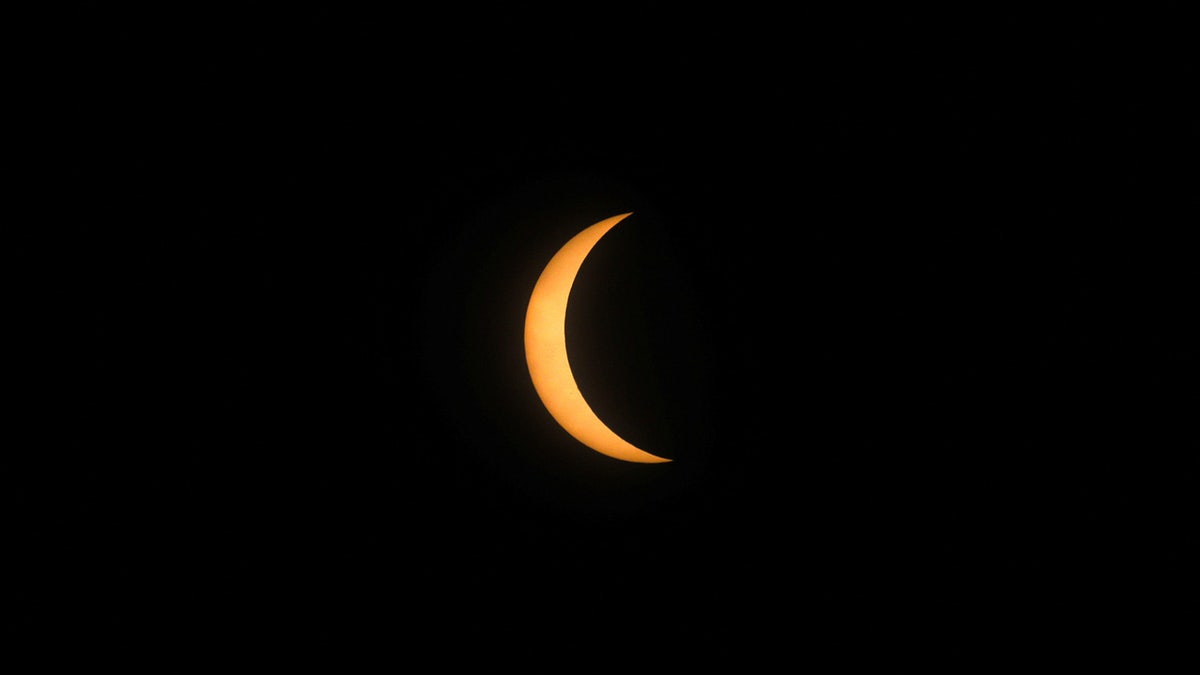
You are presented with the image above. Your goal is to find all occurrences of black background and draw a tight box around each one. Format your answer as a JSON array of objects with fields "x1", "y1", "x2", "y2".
[{"x1": 14, "y1": 3, "x2": 1197, "y2": 665}]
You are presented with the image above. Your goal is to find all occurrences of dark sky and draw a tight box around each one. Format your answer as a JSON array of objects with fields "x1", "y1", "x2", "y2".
[{"x1": 16, "y1": 4, "x2": 1196, "y2": 664}]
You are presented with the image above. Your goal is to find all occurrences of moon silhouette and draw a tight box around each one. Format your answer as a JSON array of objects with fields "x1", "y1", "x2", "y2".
[{"x1": 524, "y1": 213, "x2": 672, "y2": 464}]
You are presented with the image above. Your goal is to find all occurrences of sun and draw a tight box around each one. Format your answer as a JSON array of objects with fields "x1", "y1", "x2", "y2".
[{"x1": 524, "y1": 213, "x2": 672, "y2": 464}]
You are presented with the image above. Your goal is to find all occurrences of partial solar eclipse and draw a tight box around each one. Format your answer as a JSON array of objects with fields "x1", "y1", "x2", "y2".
[{"x1": 524, "y1": 213, "x2": 672, "y2": 464}]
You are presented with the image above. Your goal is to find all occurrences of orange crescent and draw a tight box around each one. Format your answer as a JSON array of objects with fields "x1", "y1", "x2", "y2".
[{"x1": 524, "y1": 213, "x2": 672, "y2": 464}]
